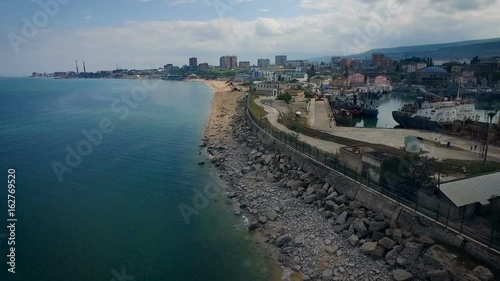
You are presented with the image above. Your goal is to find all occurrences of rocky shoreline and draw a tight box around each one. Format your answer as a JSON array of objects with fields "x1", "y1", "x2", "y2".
[{"x1": 203, "y1": 96, "x2": 495, "y2": 281}]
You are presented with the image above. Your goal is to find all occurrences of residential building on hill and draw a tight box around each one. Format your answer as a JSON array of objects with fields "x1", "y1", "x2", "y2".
[
  {"x1": 374, "y1": 75, "x2": 390, "y2": 85},
  {"x1": 275, "y1": 55, "x2": 288, "y2": 66},
  {"x1": 189, "y1": 57, "x2": 197, "y2": 68},
  {"x1": 220, "y1": 55, "x2": 238, "y2": 69},
  {"x1": 239, "y1": 61, "x2": 251, "y2": 68},
  {"x1": 257, "y1": 59, "x2": 270, "y2": 68},
  {"x1": 348, "y1": 73, "x2": 365, "y2": 87},
  {"x1": 417, "y1": 66, "x2": 451, "y2": 86},
  {"x1": 372, "y1": 53, "x2": 393, "y2": 69},
  {"x1": 252, "y1": 81, "x2": 283, "y2": 97},
  {"x1": 198, "y1": 63, "x2": 209, "y2": 71}
]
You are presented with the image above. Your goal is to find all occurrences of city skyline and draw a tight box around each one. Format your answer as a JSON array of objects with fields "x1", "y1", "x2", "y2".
[{"x1": 1, "y1": 0, "x2": 500, "y2": 76}]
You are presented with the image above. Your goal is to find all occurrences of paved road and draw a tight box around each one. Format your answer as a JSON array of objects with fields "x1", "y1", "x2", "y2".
[
  {"x1": 255, "y1": 98, "x2": 343, "y2": 153},
  {"x1": 256, "y1": 97, "x2": 500, "y2": 162},
  {"x1": 312, "y1": 99, "x2": 335, "y2": 130},
  {"x1": 307, "y1": 99, "x2": 315, "y2": 128}
]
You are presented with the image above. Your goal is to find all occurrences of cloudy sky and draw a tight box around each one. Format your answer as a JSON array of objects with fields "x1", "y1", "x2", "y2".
[{"x1": 1, "y1": 0, "x2": 499, "y2": 76}]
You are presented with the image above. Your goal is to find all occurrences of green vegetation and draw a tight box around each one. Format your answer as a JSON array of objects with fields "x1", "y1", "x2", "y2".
[
  {"x1": 399, "y1": 56, "x2": 427, "y2": 65},
  {"x1": 249, "y1": 95, "x2": 267, "y2": 120},
  {"x1": 304, "y1": 88, "x2": 314, "y2": 98},
  {"x1": 381, "y1": 155, "x2": 437, "y2": 188},
  {"x1": 277, "y1": 93, "x2": 293, "y2": 104},
  {"x1": 478, "y1": 71, "x2": 500, "y2": 84},
  {"x1": 197, "y1": 69, "x2": 238, "y2": 79},
  {"x1": 433, "y1": 159, "x2": 500, "y2": 177},
  {"x1": 278, "y1": 114, "x2": 403, "y2": 154}
]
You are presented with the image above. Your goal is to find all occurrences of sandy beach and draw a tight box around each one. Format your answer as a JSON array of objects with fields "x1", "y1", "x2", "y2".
[{"x1": 202, "y1": 79, "x2": 244, "y2": 146}]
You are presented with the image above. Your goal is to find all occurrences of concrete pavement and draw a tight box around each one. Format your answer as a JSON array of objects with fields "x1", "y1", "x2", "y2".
[{"x1": 255, "y1": 97, "x2": 500, "y2": 162}]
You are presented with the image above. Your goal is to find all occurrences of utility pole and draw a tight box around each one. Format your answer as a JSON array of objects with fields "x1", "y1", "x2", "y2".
[{"x1": 483, "y1": 108, "x2": 498, "y2": 166}]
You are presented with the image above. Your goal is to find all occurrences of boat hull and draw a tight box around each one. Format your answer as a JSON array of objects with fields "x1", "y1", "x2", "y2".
[
  {"x1": 363, "y1": 108, "x2": 379, "y2": 118},
  {"x1": 334, "y1": 110, "x2": 353, "y2": 125},
  {"x1": 392, "y1": 111, "x2": 441, "y2": 131}
]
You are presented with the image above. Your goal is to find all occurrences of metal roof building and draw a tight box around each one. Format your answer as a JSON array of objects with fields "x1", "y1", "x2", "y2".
[{"x1": 440, "y1": 172, "x2": 500, "y2": 207}]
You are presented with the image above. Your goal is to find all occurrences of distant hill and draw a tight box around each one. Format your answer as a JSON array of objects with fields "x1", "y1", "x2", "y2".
[{"x1": 309, "y1": 37, "x2": 500, "y2": 63}]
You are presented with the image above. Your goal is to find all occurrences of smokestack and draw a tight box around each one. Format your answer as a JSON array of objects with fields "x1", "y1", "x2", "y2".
[
  {"x1": 83, "y1": 61, "x2": 86, "y2": 73},
  {"x1": 76, "y1": 60, "x2": 79, "y2": 75}
]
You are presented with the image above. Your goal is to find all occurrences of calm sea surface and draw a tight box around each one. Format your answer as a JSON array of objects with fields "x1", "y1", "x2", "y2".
[{"x1": 0, "y1": 78, "x2": 275, "y2": 281}]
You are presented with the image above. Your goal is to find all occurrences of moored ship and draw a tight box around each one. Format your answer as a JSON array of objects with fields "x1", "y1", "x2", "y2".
[
  {"x1": 392, "y1": 90, "x2": 477, "y2": 131},
  {"x1": 334, "y1": 109, "x2": 353, "y2": 125}
]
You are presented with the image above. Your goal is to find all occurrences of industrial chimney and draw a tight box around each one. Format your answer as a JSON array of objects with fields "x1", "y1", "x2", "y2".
[
  {"x1": 83, "y1": 61, "x2": 86, "y2": 73},
  {"x1": 76, "y1": 60, "x2": 79, "y2": 75}
]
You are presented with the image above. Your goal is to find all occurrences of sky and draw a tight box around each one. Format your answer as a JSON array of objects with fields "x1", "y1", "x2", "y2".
[{"x1": 1, "y1": 0, "x2": 499, "y2": 76}]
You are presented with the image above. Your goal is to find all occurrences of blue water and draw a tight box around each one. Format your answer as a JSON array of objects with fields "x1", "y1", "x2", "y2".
[{"x1": 0, "y1": 78, "x2": 275, "y2": 281}]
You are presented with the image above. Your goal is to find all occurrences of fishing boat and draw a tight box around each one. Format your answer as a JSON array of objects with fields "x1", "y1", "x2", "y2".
[
  {"x1": 363, "y1": 105, "x2": 379, "y2": 118},
  {"x1": 334, "y1": 109, "x2": 352, "y2": 125}
]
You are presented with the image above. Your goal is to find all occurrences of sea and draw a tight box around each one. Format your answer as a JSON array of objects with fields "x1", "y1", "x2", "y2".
[{"x1": 0, "y1": 77, "x2": 277, "y2": 281}]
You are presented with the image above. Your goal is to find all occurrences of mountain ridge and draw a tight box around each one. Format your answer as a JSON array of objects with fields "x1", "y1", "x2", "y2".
[{"x1": 309, "y1": 37, "x2": 500, "y2": 63}]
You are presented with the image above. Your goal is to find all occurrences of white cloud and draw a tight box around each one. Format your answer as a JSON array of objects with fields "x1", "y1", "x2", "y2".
[
  {"x1": 2, "y1": 0, "x2": 500, "y2": 75},
  {"x1": 259, "y1": 8, "x2": 270, "y2": 12}
]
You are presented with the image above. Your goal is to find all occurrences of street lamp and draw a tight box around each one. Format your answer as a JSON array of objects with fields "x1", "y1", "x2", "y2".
[{"x1": 483, "y1": 107, "x2": 498, "y2": 165}]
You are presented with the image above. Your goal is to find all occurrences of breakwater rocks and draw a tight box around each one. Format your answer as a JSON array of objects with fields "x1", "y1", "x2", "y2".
[{"x1": 204, "y1": 99, "x2": 495, "y2": 281}]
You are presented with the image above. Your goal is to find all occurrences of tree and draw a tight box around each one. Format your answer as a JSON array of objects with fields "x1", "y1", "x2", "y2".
[
  {"x1": 307, "y1": 65, "x2": 316, "y2": 81},
  {"x1": 343, "y1": 66, "x2": 349, "y2": 78},
  {"x1": 395, "y1": 63, "x2": 401, "y2": 72},
  {"x1": 277, "y1": 93, "x2": 293, "y2": 103},
  {"x1": 471, "y1": 56, "x2": 480, "y2": 65},
  {"x1": 409, "y1": 157, "x2": 437, "y2": 187},
  {"x1": 304, "y1": 88, "x2": 314, "y2": 98}
]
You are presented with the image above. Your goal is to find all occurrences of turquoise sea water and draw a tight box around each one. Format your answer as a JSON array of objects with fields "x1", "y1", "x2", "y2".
[{"x1": 0, "y1": 78, "x2": 275, "y2": 281}]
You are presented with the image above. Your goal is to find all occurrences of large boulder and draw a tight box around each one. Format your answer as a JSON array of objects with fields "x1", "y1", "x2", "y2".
[
  {"x1": 393, "y1": 269, "x2": 413, "y2": 281},
  {"x1": 322, "y1": 269, "x2": 333, "y2": 280},
  {"x1": 361, "y1": 242, "x2": 378, "y2": 254},
  {"x1": 335, "y1": 211, "x2": 348, "y2": 225},
  {"x1": 348, "y1": 234, "x2": 359, "y2": 246},
  {"x1": 369, "y1": 220, "x2": 389, "y2": 232},
  {"x1": 352, "y1": 218, "x2": 368, "y2": 234},
  {"x1": 427, "y1": 270, "x2": 450, "y2": 281},
  {"x1": 264, "y1": 154, "x2": 274, "y2": 165},
  {"x1": 379, "y1": 237, "x2": 397, "y2": 250},
  {"x1": 286, "y1": 180, "x2": 303, "y2": 190},
  {"x1": 304, "y1": 194, "x2": 317, "y2": 204},
  {"x1": 472, "y1": 266, "x2": 494, "y2": 281},
  {"x1": 276, "y1": 235, "x2": 292, "y2": 247},
  {"x1": 371, "y1": 245, "x2": 386, "y2": 259},
  {"x1": 267, "y1": 210, "x2": 278, "y2": 221}
]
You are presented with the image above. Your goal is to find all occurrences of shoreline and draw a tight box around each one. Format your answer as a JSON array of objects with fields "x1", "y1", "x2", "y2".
[{"x1": 202, "y1": 89, "x2": 498, "y2": 281}]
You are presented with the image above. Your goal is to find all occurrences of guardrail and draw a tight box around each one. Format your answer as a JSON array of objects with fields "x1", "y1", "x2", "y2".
[{"x1": 246, "y1": 95, "x2": 500, "y2": 255}]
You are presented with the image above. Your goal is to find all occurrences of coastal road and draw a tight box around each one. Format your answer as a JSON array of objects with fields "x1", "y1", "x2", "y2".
[
  {"x1": 255, "y1": 98, "x2": 343, "y2": 153},
  {"x1": 307, "y1": 98, "x2": 315, "y2": 128},
  {"x1": 256, "y1": 97, "x2": 500, "y2": 163}
]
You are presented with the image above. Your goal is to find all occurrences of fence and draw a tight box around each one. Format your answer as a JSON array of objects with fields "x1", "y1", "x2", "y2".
[{"x1": 246, "y1": 97, "x2": 500, "y2": 254}]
